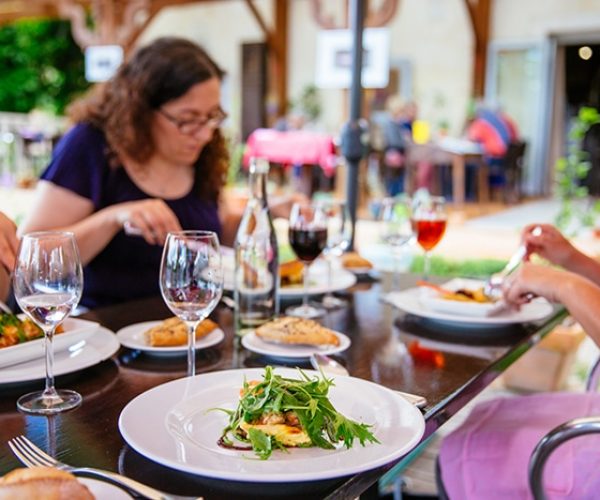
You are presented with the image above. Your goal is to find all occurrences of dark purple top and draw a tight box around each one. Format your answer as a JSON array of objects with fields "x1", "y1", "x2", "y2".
[{"x1": 41, "y1": 123, "x2": 222, "y2": 308}]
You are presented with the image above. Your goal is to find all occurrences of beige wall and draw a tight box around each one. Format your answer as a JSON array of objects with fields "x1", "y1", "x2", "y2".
[
  {"x1": 492, "y1": 0, "x2": 600, "y2": 40},
  {"x1": 137, "y1": 0, "x2": 600, "y2": 141}
]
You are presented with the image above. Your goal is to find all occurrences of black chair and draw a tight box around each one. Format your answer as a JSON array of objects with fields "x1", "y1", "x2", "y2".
[{"x1": 501, "y1": 140, "x2": 527, "y2": 203}]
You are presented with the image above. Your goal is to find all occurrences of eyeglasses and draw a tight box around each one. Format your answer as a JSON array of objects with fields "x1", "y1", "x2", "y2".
[{"x1": 158, "y1": 107, "x2": 227, "y2": 135}]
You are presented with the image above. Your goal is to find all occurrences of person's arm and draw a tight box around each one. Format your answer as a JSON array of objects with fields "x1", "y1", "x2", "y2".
[
  {"x1": 0, "y1": 212, "x2": 18, "y2": 302},
  {"x1": 504, "y1": 263, "x2": 600, "y2": 346},
  {"x1": 20, "y1": 181, "x2": 182, "y2": 265},
  {"x1": 522, "y1": 223, "x2": 600, "y2": 286}
]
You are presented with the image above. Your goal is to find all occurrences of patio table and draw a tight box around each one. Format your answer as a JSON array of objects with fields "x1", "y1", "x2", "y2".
[{"x1": 0, "y1": 273, "x2": 566, "y2": 499}]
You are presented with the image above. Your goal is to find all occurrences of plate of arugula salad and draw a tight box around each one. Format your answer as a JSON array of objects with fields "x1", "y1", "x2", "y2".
[{"x1": 118, "y1": 367, "x2": 425, "y2": 482}]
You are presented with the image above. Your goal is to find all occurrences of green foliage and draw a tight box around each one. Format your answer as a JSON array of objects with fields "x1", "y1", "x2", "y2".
[
  {"x1": 291, "y1": 84, "x2": 322, "y2": 122},
  {"x1": 227, "y1": 139, "x2": 245, "y2": 186},
  {"x1": 555, "y1": 106, "x2": 600, "y2": 234},
  {"x1": 409, "y1": 255, "x2": 507, "y2": 278},
  {"x1": 0, "y1": 19, "x2": 89, "y2": 114}
]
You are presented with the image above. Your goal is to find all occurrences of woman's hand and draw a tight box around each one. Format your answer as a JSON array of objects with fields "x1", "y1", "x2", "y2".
[
  {"x1": 112, "y1": 199, "x2": 182, "y2": 245},
  {"x1": 503, "y1": 263, "x2": 572, "y2": 306},
  {"x1": 0, "y1": 212, "x2": 18, "y2": 272},
  {"x1": 521, "y1": 223, "x2": 577, "y2": 267}
]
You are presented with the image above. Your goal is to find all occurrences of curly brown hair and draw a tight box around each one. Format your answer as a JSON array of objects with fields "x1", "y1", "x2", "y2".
[{"x1": 68, "y1": 37, "x2": 228, "y2": 202}]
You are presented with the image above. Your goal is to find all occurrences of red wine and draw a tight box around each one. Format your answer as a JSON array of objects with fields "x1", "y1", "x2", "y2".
[{"x1": 289, "y1": 227, "x2": 327, "y2": 262}]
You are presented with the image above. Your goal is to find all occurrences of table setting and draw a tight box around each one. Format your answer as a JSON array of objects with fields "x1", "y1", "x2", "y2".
[{"x1": 0, "y1": 198, "x2": 568, "y2": 500}]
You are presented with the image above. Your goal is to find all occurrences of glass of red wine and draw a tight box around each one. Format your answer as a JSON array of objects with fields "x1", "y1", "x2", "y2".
[
  {"x1": 286, "y1": 202, "x2": 328, "y2": 319},
  {"x1": 412, "y1": 195, "x2": 447, "y2": 280}
]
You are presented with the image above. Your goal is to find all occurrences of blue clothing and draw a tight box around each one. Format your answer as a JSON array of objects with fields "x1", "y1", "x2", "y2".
[{"x1": 41, "y1": 123, "x2": 222, "y2": 308}]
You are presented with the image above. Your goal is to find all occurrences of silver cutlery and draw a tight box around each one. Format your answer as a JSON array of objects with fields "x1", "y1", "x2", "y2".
[
  {"x1": 484, "y1": 225, "x2": 542, "y2": 299},
  {"x1": 8, "y1": 435, "x2": 201, "y2": 500},
  {"x1": 310, "y1": 353, "x2": 427, "y2": 408}
]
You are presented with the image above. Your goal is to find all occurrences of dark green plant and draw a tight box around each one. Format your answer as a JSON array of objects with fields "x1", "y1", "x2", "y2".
[
  {"x1": 555, "y1": 106, "x2": 600, "y2": 233},
  {"x1": 0, "y1": 19, "x2": 89, "y2": 114}
]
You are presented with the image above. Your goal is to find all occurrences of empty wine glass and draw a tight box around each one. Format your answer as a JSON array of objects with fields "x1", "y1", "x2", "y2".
[
  {"x1": 13, "y1": 231, "x2": 83, "y2": 414},
  {"x1": 412, "y1": 195, "x2": 447, "y2": 280},
  {"x1": 379, "y1": 196, "x2": 414, "y2": 289},
  {"x1": 160, "y1": 230, "x2": 223, "y2": 377},
  {"x1": 316, "y1": 200, "x2": 351, "y2": 309},
  {"x1": 286, "y1": 202, "x2": 328, "y2": 319}
]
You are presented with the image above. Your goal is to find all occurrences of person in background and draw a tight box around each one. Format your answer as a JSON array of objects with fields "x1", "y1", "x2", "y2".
[
  {"x1": 0, "y1": 212, "x2": 18, "y2": 303},
  {"x1": 20, "y1": 37, "x2": 289, "y2": 309},
  {"x1": 438, "y1": 222, "x2": 600, "y2": 499},
  {"x1": 381, "y1": 96, "x2": 411, "y2": 196}
]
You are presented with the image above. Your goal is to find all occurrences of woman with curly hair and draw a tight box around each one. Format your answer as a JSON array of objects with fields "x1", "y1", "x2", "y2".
[{"x1": 20, "y1": 37, "x2": 233, "y2": 308}]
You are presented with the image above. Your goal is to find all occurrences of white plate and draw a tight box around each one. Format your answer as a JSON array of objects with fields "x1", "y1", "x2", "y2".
[
  {"x1": 418, "y1": 278, "x2": 507, "y2": 317},
  {"x1": 223, "y1": 257, "x2": 357, "y2": 297},
  {"x1": 79, "y1": 478, "x2": 132, "y2": 500},
  {"x1": 119, "y1": 368, "x2": 425, "y2": 483},
  {"x1": 241, "y1": 330, "x2": 351, "y2": 359},
  {"x1": 344, "y1": 266, "x2": 373, "y2": 276},
  {"x1": 0, "y1": 327, "x2": 119, "y2": 385},
  {"x1": 384, "y1": 283, "x2": 554, "y2": 326},
  {"x1": 0, "y1": 318, "x2": 100, "y2": 369},
  {"x1": 116, "y1": 321, "x2": 225, "y2": 356}
]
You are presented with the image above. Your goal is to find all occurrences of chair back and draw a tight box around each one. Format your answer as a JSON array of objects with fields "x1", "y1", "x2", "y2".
[{"x1": 503, "y1": 140, "x2": 527, "y2": 203}]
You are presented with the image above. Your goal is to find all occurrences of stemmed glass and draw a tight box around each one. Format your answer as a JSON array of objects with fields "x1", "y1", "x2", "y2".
[
  {"x1": 286, "y1": 202, "x2": 328, "y2": 319},
  {"x1": 317, "y1": 200, "x2": 351, "y2": 309},
  {"x1": 160, "y1": 230, "x2": 223, "y2": 377},
  {"x1": 411, "y1": 195, "x2": 447, "y2": 280},
  {"x1": 13, "y1": 231, "x2": 83, "y2": 414},
  {"x1": 379, "y1": 196, "x2": 415, "y2": 289}
]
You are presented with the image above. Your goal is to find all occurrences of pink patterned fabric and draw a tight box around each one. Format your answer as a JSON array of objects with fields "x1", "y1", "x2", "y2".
[
  {"x1": 243, "y1": 129, "x2": 337, "y2": 177},
  {"x1": 439, "y1": 393, "x2": 600, "y2": 499}
]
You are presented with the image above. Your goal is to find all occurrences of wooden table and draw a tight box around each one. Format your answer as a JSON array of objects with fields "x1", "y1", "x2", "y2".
[
  {"x1": 406, "y1": 139, "x2": 488, "y2": 205},
  {"x1": 0, "y1": 274, "x2": 565, "y2": 499}
]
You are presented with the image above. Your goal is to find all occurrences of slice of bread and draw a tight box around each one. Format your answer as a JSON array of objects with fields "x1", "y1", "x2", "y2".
[
  {"x1": 144, "y1": 317, "x2": 219, "y2": 347},
  {"x1": 340, "y1": 252, "x2": 373, "y2": 269},
  {"x1": 279, "y1": 260, "x2": 304, "y2": 286},
  {"x1": 0, "y1": 467, "x2": 94, "y2": 500},
  {"x1": 255, "y1": 316, "x2": 340, "y2": 346}
]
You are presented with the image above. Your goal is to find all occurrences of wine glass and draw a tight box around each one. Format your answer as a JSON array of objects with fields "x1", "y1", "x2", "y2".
[
  {"x1": 286, "y1": 202, "x2": 328, "y2": 319},
  {"x1": 160, "y1": 230, "x2": 223, "y2": 377},
  {"x1": 379, "y1": 196, "x2": 415, "y2": 289},
  {"x1": 13, "y1": 231, "x2": 83, "y2": 414},
  {"x1": 412, "y1": 195, "x2": 447, "y2": 280},
  {"x1": 316, "y1": 200, "x2": 351, "y2": 309}
]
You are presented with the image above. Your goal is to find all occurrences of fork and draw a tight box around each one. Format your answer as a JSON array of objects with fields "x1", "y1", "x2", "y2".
[
  {"x1": 8, "y1": 435, "x2": 201, "y2": 500},
  {"x1": 483, "y1": 225, "x2": 542, "y2": 299}
]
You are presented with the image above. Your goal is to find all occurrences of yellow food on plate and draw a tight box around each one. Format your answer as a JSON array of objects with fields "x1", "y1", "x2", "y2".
[
  {"x1": 0, "y1": 313, "x2": 64, "y2": 349},
  {"x1": 340, "y1": 252, "x2": 373, "y2": 270},
  {"x1": 279, "y1": 260, "x2": 304, "y2": 286},
  {"x1": 144, "y1": 317, "x2": 219, "y2": 347},
  {"x1": 441, "y1": 287, "x2": 493, "y2": 304},
  {"x1": 255, "y1": 316, "x2": 340, "y2": 346},
  {"x1": 240, "y1": 413, "x2": 312, "y2": 447},
  {"x1": 0, "y1": 466, "x2": 94, "y2": 499}
]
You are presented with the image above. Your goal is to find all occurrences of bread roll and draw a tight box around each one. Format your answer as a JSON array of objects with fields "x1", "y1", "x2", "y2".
[
  {"x1": 255, "y1": 316, "x2": 340, "y2": 346},
  {"x1": 0, "y1": 467, "x2": 94, "y2": 500},
  {"x1": 144, "y1": 317, "x2": 219, "y2": 347}
]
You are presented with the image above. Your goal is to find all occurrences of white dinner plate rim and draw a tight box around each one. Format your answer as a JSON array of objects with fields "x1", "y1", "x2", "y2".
[
  {"x1": 118, "y1": 368, "x2": 425, "y2": 482},
  {"x1": 116, "y1": 321, "x2": 225, "y2": 354},
  {"x1": 385, "y1": 283, "x2": 555, "y2": 325},
  {"x1": 240, "y1": 330, "x2": 351, "y2": 359},
  {"x1": 0, "y1": 317, "x2": 100, "y2": 368},
  {"x1": 0, "y1": 327, "x2": 119, "y2": 385}
]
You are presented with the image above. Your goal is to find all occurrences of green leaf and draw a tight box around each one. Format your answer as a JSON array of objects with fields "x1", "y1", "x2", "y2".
[{"x1": 247, "y1": 428, "x2": 273, "y2": 460}]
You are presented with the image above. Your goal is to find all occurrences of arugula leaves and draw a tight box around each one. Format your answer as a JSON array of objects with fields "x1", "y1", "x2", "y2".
[{"x1": 218, "y1": 366, "x2": 379, "y2": 459}]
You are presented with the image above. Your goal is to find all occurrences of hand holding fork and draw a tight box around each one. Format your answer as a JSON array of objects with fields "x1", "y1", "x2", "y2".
[{"x1": 8, "y1": 435, "x2": 201, "y2": 500}]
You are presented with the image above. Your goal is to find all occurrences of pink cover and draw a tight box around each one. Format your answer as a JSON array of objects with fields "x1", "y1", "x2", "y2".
[
  {"x1": 439, "y1": 393, "x2": 600, "y2": 499},
  {"x1": 243, "y1": 129, "x2": 337, "y2": 176}
]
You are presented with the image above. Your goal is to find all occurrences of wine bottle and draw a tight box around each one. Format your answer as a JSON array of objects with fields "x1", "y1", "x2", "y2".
[{"x1": 234, "y1": 157, "x2": 279, "y2": 335}]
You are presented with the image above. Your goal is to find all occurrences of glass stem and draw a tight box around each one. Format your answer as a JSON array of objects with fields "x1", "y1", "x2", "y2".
[
  {"x1": 423, "y1": 251, "x2": 431, "y2": 281},
  {"x1": 325, "y1": 256, "x2": 333, "y2": 301},
  {"x1": 302, "y1": 262, "x2": 310, "y2": 311},
  {"x1": 186, "y1": 320, "x2": 197, "y2": 377},
  {"x1": 42, "y1": 326, "x2": 57, "y2": 399}
]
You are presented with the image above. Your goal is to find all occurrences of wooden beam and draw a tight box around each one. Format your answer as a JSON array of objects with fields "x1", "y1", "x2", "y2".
[
  {"x1": 272, "y1": 0, "x2": 288, "y2": 117},
  {"x1": 464, "y1": 0, "x2": 492, "y2": 97}
]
